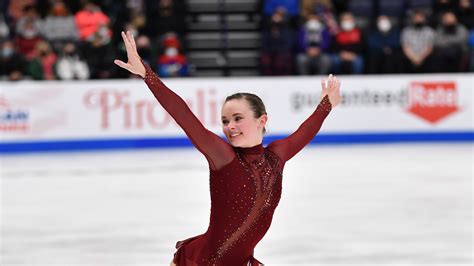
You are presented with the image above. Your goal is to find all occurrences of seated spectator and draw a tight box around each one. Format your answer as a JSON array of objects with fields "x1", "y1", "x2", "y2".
[
  {"x1": 157, "y1": 33, "x2": 189, "y2": 77},
  {"x1": 300, "y1": 0, "x2": 339, "y2": 35},
  {"x1": 433, "y1": 0, "x2": 458, "y2": 25},
  {"x1": 15, "y1": 5, "x2": 42, "y2": 59},
  {"x1": 434, "y1": 11, "x2": 469, "y2": 72},
  {"x1": 401, "y1": 10, "x2": 436, "y2": 73},
  {"x1": 75, "y1": 1, "x2": 111, "y2": 42},
  {"x1": 0, "y1": 40, "x2": 27, "y2": 81},
  {"x1": 457, "y1": 0, "x2": 474, "y2": 29},
  {"x1": 295, "y1": 15, "x2": 332, "y2": 75},
  {"x1": 144, "y1": 0, "x2": 187, "y2": 40},
  {"x1": 27, "y1": 40, "x2": 57, "y2": 80},
  {"x1": 367, "y1": 15, "x2": 403, "y2": 74},
  {"x1": 135, "y1": 34, "x2": 154, "y2": 67},
  {"x1": 330, "y1": 12, "x2": 364, "y2": 74},
  {"x1": 7, "y1": 0, "x2": 35, "y2": 23},
  {"x1": 81, "y1": 23, "x2": 115, "y2": 79},
  {"x1": 263, "y1": 0, "x2": 300, "y2": 29},
  {"x1": 40, "y1": 1, "x2": 79, "y2": 52},
  {"x1": 56, "y1": 42, "x2": 90, "y2": 80},
  {"x1": 260, "y1": 9, "x2": 294, "y2": 75}
]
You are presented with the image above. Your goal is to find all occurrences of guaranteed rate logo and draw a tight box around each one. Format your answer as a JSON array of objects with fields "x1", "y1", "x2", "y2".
[
  {"x1": 408, "y1": 81, "x2": 459, "y2": 124},
  {"x1": 0, "y1": 96, "x2": 29, "y2": 132}
]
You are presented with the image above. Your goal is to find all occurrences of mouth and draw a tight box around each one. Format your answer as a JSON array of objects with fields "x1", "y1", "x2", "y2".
[{"x1": 229, "y1": 132, "x2": 242, "y2": 139}]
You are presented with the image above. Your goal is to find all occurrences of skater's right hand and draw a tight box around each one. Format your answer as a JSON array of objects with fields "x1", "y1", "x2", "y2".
[{"x1": 114, "y1": 31, "x2": 146, "y2": 78}]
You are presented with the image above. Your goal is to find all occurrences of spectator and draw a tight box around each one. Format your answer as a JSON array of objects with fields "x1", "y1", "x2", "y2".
[
  {"x1": 7, "y1": 0, "x2": 35, "y2": 23},
  {"x1": 144, "y1": 0, "x2": 186, "y2": 39},
  {"x1": 457, "y1": 0, "x2": 474, "y2": 29},
  {"x1": 136, "y1": 34, "x2": 154, "y2": 66},
  {"x1": 56, "y1": 42, "x2": 90, "y2": 80},
  {"x1": 157, "y1": 33, "x2": 189, "y2": 77},
  {"x1": 15, "y1": 5, "x2": 42, "y2": 59},
  {"x1": 433, "y1": 0, "x2": 458, "y2": 24},
  {"x1": 0, "y1": 40, "x2": 27, "y2": 81},
  {"x1": 295, "y1": 15, "x2": 332, "y2": 75},
  {"x1": 331, "y1": 12, "x2": 364, "y2": 74},
  {"x1": 401, "y1": 10, "x2": 436, "y2": 73},
  {"x1": 75, "y1": 1, "x2": 111, "y2": 42},
  {"x1": 27, "y1": 40, "x2": 57, "y2": 80},
  {"x1": 40, "y1": 1, "x2": 79, "y2": 52},
  {"x1": 300, "y1": 0, "x2": 339, "y2": 35},
  {"x1": 367, "y1": 15, "x2": 403, "y2": 74},
  {"x1": 263, "y1": 0, "x2": 300, "y2": 29},
  {"x1": 434, "y1": 11, "x2": 469, "y2": 72},
  {"x1": 81, "y1": 24, "x2": 116, "y2": 79},
  {"x1": 260, "y1": 9, "x2": 294, "y2": 75}
]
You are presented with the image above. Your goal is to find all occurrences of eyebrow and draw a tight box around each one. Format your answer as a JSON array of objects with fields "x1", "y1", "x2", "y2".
[{"x1": 221, "y1": 113, "x2": 243, "y2": 119}]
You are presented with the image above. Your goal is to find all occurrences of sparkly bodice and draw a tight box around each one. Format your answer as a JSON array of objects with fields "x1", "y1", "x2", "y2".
[{"x1": 141, "y1": 62, "x2": 332, "y2": 265}]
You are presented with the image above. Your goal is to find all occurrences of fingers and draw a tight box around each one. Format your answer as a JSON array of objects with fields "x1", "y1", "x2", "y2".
[
  {"x1": 121, "y1": 31, "x2": 133, "y2": 54},
  {"x1": 127, "y1": 30, "x2": 136, "y2": 50},
  {"x1": 114, "y1": 59, "x2": 131, "y2": 71}
]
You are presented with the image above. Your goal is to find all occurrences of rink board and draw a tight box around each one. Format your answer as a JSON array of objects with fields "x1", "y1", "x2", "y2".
[{"x1": 1, "y1": 73, "x2": 473, "y2": 153}]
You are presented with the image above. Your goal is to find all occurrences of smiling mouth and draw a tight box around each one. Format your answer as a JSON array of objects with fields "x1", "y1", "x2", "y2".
[{"x1": 230, "y1": 133, "x2": 242, "y2": 138}]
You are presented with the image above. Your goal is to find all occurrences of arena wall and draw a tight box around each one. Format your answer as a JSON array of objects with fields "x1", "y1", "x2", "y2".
[{"x1": 1, "y1": 74, "x2": 473, "y2": 153}]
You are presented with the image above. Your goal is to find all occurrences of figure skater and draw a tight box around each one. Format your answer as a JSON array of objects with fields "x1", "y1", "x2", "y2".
[{"x1": 114, "y1": 31, "x2": 341, "y2": 266}]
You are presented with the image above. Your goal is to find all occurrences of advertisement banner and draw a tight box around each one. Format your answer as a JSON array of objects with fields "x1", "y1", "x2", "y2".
[{"x1": 1, "y1": 74, "x2": 473, "y2": 152}]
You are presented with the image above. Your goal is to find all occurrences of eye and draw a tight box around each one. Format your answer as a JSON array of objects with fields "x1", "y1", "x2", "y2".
[
  {"x1": 222, "y1": 120, "x2": 228, "y2": 125},
  {"x1": 235, "y1": 116, "x2": 242, "y2": 121}
]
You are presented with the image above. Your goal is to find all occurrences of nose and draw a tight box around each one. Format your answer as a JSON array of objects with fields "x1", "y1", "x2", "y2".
[{"x1": 227, "y1": 121, "x2": 236, "y2": 130}]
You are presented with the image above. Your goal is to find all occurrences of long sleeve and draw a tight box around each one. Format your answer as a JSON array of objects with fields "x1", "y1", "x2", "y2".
[
  {"x1": 142, "y1": 62, "x2": 235, "y2": 170},
  {"x1": 268, "y1": 95, "x2": 332, "y2": 162}
]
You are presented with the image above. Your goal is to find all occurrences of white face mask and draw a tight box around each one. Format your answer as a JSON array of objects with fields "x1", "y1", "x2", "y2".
[
  {"x1": 306, "y1": 20, "x2": 322, "y2": 32},
  {"x1": 377, "y1": 19, "x2": 391, "y2": 32},
  {"x1": 165, "y1": 47, "x2": 178, "y2": 57},
  {"x1": 341, "y1": 20, "x2": 355, "y2": 31}
]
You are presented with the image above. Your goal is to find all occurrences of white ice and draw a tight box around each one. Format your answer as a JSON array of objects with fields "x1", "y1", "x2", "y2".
[{"x1": 1, "y1": 143, "x2": 472, "y2": 266}]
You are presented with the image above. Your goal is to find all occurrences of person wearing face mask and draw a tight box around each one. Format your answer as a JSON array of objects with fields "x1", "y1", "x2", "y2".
[
  {"x1": 457, "y1": 0, "x2": 474, "y2": 29},
  {"x1": 158, "y1": 33, "x2": 189, "y2": 77},
  {"x1": 14, "y1": 5, "x2": 42, "y2": 60},
  {"x1": 434, "y1": 11, "x2": 469, "y2": 72},
  {"x1": 0, "y1": 40, "x2": 27, "y2": 81},
  {"x1": 296, "y1": 15, "x2": 332, "y2": 75},
  {"x1": 330, "y1": 12, "x2": 364, "y2": 74},
  {"x1": 260, "y1": 9, "x2": 295, "y2": 75},
  {"x1": 401, "y1": 10, "x2": 436, "y2": 73},
  {"x1": 56, "y1": 42, "x2": 90, "y2": 80},
  {"x1": 40, "y1": 1, "x2": 79, "y2": 52},
  {"x1": 367, "y1": 15, "x2": 402, "y2": 74},
  {"x1": 27, "y1": 40, "x2": 58, "y2": 80}
]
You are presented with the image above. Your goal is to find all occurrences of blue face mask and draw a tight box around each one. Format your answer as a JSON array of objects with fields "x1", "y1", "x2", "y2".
[{"x1": 1, "y1": 47, "x2": 13, "y2": 58}]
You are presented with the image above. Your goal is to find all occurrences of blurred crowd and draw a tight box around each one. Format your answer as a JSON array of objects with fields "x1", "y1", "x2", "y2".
[
  {"x1": 0, "y1": 0, "x2": 187, "y2": 81},
  {"x1": 0, "y1": 0, "x2": 473, "y2": 81},
  {"x1": 261, "y1": 0, "x2": 474, "y2": 75}
]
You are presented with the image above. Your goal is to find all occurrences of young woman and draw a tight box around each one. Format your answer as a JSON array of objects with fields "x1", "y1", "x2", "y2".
[{"x1": 114, "y1": 31, "x2": 341, "y2": 266}]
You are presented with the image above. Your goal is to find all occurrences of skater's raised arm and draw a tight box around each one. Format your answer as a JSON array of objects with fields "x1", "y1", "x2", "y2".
[
  {"x1": 114, "y1": 31, "x2": 234, "y2": 170},
  {"x1": 268, "y1": 75, "x2": 341, "y2": 162}
]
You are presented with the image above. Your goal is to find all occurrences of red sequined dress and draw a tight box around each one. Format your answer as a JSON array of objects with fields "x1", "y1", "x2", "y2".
[{"x1": 142, "y1": 63, "x2": 332, "y2": 266}]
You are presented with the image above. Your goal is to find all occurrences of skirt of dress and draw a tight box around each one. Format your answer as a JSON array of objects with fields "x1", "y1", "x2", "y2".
[{"x1": 172, "y1": 235, "x2": 264, "y2": 266}]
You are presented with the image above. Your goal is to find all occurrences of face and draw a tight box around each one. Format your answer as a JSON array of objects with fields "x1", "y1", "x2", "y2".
[{"x1": 221, "y1": 99, "x2": 267, "y2": 147}]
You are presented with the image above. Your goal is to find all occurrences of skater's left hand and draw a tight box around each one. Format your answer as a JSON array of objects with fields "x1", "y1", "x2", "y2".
[{"x1": 320, "y1": 74, "x2": 341, "y2": 107}]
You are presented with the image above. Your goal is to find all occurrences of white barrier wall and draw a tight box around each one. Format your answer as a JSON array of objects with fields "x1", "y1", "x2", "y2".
[{"x1": 1, "y1": 74, "x2": 473, "y2": 152}]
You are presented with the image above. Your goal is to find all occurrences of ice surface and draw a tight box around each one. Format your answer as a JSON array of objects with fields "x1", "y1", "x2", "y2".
[{"x1": 1, "y1": 143, "x2": 472, "y2": 265}]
